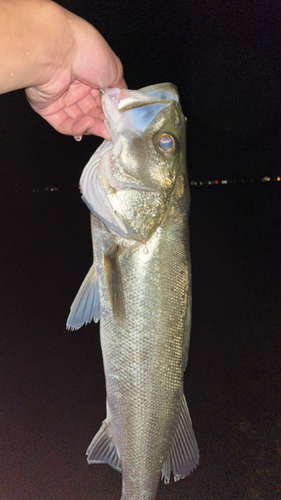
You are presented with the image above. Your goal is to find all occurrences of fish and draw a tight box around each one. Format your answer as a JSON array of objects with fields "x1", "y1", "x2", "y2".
[{"x1": 67, "y1": 83, "x2": 199, "y2": 500}]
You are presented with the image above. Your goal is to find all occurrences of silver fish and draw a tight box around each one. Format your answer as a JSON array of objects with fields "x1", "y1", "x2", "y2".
[{"x1": 67, "y1": 83, "x2": 199, "y2": 500}]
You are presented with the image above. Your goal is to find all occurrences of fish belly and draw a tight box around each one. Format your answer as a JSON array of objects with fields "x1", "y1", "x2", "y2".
[{"x1": 92, "y1": 214, "x2": 190, "y2": 500}]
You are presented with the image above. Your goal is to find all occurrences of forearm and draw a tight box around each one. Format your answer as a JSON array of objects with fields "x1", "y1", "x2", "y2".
[{"x1": 0, "y1": 0, "x2": 74, "y2": 94}]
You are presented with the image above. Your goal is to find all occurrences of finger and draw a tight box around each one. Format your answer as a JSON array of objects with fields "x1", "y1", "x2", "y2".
[
  {"x1": 110, "y1": 56, "x2": 127, "y2": 90},
  {"x1": 76, "y1": 92, "x2": 103, "y2": 115},
  {"x1": 61, "y1": 83, "x2": 101, "y2": 109},
  {"x1": 64, "y1": 103, "x2": 105, "y2": 126},
  {"x1": 84, "y1": 122, "x2": 111, "y2": 140},
  {"x1": 115, "y1": 76, "x2": 127, "y2": 90},
  {"x1": 44, "y1": 110, "x2": 110, "y2": 139},
  {"x1": 71, "y1": 115, "x2": 110, "y2": 139},
  {"x1": 43, "y1": 109, "x2": 92, "y2": 134},
  {"x1": 63, "y1": 102, "x2": 84, "y2": 119}
]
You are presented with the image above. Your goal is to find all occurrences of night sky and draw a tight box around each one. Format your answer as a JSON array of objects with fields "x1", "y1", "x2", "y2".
[{"x1": 0, "y1": 0, "x2": 280, "y2": 194}]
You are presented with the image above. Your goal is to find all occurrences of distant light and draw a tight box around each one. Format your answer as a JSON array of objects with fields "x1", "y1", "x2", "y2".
[
  {"x1": 32, "y1": 186, "x2": 59, "y2": 193},
  {"x1": 189, "y1": 177, "x2": 281, "y2": 185}
]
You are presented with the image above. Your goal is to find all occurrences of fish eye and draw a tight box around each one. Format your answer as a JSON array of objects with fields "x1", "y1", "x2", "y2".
[{"x1": 157, "y1": 133, "x2": 176, "y2": 156}]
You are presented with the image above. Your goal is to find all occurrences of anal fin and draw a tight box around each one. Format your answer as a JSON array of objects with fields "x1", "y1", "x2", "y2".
[
  {"x1": 86, "y1": 420, "x2": 121, "y2": 473},
  {"x1": 66, "y1": 264, "x2": 100, "y2": 330},
  {"x1": 161, "y1": 392, "x2": 199, "y2": 484}
]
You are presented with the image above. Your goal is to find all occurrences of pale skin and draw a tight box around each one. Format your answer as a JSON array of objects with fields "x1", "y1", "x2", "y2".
[{"x1": 0, "y1": 0, "x2": 126, "y2": 139}]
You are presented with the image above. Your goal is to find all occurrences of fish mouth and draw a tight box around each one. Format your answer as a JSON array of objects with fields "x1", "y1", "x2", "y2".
[
  {"x1": 101, "y1": 83, "x2": 180, "y2": 141},
  {"x1": 100, "y1": 88, "x2": 122, "y2": 142},
  {"x1": 101, "y1": 87, "x2": 173, "y2": 142}
]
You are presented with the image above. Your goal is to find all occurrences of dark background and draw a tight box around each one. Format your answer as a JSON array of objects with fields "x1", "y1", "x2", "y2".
[
  {"x1": 0, "y1": 1, "x2": 280, "y2": 499},
  {"x1": 0, "y1": 0, "x2": 280, "y2": 191}
]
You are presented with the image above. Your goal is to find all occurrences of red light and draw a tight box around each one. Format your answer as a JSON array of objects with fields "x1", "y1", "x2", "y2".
[{"x1": 215, "y1": 180, "x2": 219, "y2": 184}]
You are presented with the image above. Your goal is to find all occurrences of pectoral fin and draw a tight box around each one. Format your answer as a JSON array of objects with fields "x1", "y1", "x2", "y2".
[
  {"x1": 103, "y1": 242, "x2": 125, "y2": 325},
  {"x1": 66, "y1": 264, "x2": 100, "y2": 330},
  {"x1": 161, "y1": 392, "x2": 199, "y2": 483}
]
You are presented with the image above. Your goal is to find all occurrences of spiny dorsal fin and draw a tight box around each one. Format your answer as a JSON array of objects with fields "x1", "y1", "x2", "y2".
[
  {"x1": 66, "y1": 264, "x2": 100, "y2": 330},
  {"x1": 86, "y1": 420, "x2": 122, "y2": 473},
  {"x1": 161, "y1": 392, "x2": 199, "y2": 483}
]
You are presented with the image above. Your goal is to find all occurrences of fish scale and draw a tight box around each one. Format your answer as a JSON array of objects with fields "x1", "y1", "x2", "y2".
[
  {"x1": 67, "y1": 83, "x2": 199, "y2": 500},
  {"x1": 91, "y1": 216, "x2": 188, "y2": 499}
]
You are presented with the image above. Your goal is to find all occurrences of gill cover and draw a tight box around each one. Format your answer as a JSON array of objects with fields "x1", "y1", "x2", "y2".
[{"x1": 79, "y1": 84, "x2": 180, "y2": 240}]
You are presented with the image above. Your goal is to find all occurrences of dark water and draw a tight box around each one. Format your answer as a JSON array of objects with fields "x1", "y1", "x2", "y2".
[{"x1": 1, "y1": 183, "x2": 280, "y2": 500}]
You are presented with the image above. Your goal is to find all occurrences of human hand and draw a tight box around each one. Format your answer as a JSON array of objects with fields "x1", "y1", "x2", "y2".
[{"x1": 25, "y1": 4, "x2": 126, "y2": 140}]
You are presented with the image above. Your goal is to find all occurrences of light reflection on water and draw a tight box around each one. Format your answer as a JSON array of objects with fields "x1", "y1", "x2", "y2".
[{"x1": 190, "y1": 176, "x2": 281, "y2": 186}]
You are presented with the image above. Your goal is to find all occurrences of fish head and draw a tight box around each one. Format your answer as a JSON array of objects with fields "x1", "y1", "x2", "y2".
[{"x1": 80, "y1": 83, "x2": 188, "y2": 243}]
